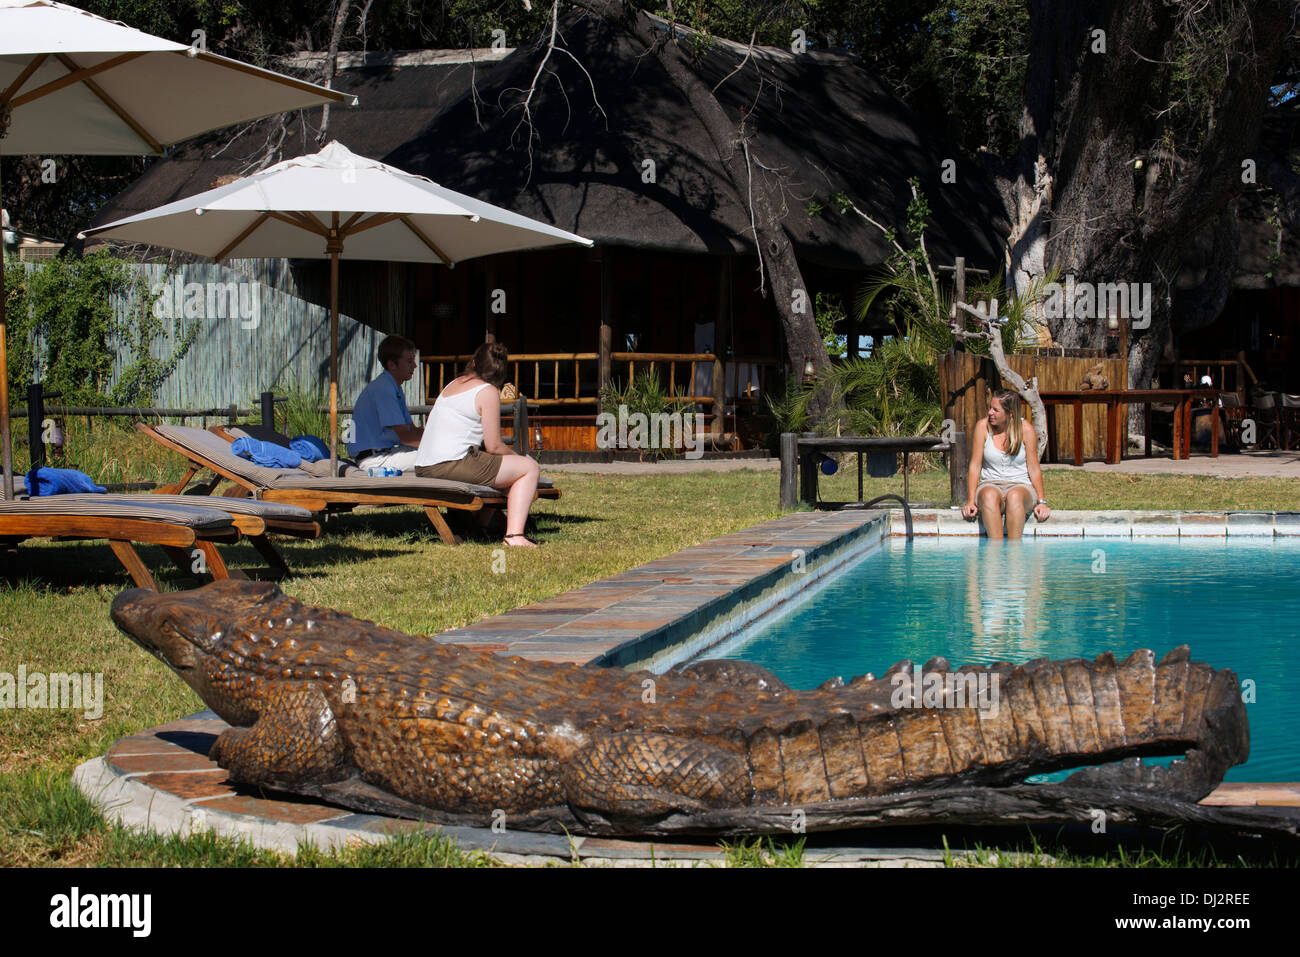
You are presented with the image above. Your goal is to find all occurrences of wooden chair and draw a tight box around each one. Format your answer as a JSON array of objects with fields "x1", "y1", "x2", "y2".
[
  {"x1": 1250, "y1": 392, "x2": 1282, "y2": 450},
  {"x1": 1281, "y1": 394, "x2": 1300, "y2": 451},
  {"x1": 1219, "y1": 393, "x2": 1248, "y2": 450}
]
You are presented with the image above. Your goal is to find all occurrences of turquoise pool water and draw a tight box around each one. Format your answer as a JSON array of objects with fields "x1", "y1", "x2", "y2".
[{"x1": 712, "y1": 537, "x2": 1299, "y2": 783}]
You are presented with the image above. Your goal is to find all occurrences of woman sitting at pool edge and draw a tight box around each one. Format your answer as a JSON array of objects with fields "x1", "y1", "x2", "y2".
[
  {"x1": 413, "y1": 341, "x2": 542, "y2": 547},
  {"x1": 961, "y1": 389, "x2": 1051, "y2": 539}
]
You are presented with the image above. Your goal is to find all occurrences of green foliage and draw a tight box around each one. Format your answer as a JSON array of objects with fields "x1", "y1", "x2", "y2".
[
  {"x1": 814, "y1": 291, "x2": 846, "y2": 358},
  {"x1": 721, "y1": 836, "x2": 806, "y2": 867},
  {"x1": 599, "y1": 365, "x2": 691, "y2": 419},
  {"x1": 599, "y1": 366, "x2": 693, "y2": 459},
  {"x1": 4, "y1": 253, "x2": 193, "y2": 407},
  {"x1": 805, "y1": 182, "x2": 1049, "y2": 438},
  {"x1": 762, "y1": 374, "x2": 812, "y2": 445},
  {"x1": 251, "y1": 375, "x2": 331, "y2": 441},
  {"x1": 818, "y1": 341, "x2": 942, "y2": 438}
]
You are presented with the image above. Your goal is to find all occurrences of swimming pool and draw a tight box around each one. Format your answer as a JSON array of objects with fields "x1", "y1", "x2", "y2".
[{"x1": 706, "y1": 536, "x2": 1299, "y2": 783}]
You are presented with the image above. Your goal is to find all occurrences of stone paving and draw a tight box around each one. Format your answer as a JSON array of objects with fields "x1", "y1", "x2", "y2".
[
  {"x1": 542, "y1": 449, "x2": 1300, "y2": 478},
  {"x1": 75, "y1": 506, "x2": 1299, "y2": 862},
  {"x1": 433, "y1": 509, "x2": 881, "y2": 668}
]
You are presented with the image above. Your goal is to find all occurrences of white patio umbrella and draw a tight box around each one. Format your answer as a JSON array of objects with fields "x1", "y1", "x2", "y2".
[
  {"x1": 82, "y1": 140, "x2": 593, "y2": 470},
  {"x1": 0, "y1": 0, "x2": 357, "y2": 497}
]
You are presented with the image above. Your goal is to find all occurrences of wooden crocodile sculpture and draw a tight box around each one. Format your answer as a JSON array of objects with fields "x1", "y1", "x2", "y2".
[{"x1": 111, "y1": 580, "x2": 1274, "y2": 837}]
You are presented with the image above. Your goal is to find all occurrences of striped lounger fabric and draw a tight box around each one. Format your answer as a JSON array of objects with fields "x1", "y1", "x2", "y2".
[{"x1": 0, "y1": 496, "x2": 241, "y2": 590}]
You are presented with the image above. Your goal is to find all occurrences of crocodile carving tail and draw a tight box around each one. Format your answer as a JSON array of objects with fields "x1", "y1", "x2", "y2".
[{"x1": 108, "y1": 581, "x2": 1275, "y2": 838}]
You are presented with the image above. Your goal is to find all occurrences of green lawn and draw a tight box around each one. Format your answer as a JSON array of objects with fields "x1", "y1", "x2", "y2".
[{"x1": 2, "y1": 428, "x2": 1298, "y2": 866}]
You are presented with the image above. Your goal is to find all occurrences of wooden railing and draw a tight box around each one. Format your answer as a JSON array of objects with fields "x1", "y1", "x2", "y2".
[
  {"x1": 422, "y1": 352, "x2": 779, "y2": 408},
  {"x1": 1156, "y1": 358, "x2": 1244, "y2": 393}
]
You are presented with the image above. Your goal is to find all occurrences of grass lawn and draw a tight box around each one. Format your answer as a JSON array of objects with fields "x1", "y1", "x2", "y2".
[{"x1": 2, "y1": 422, "x2": 1298, "y2": 866}]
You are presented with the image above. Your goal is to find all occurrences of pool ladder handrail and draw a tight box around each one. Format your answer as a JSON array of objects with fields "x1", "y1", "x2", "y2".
[{"x1": 860, "y1": 494, "x2": 913, "y2": 541}]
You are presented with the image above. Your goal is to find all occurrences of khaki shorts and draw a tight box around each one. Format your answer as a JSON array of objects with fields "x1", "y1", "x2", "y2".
[
  {"x1": 976, "y1": 480, "x2": 1035, "y2": 503},
  {"x1": 415, "y1": 448, "x2": 504, "y2": 486}
]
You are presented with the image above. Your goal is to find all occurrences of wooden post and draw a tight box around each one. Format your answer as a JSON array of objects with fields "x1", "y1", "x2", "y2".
[
  {"x1": 598, "y1": 249, "x2": 613, "y2": 396},
  {"x1": 949, "y1": 431, "x2": 969, "y2": 506},
  {"x1": 260, "y1": 390, "x2": 275, "y2": 431},
  {"x1": 779, "y1": 433, "x2": 798, "y2": 509},
  {"x1": 484, "y1": 259, "x2": 498, "y2": 344},
  {"x1": 26, "y1": 383, "x2": 45, "y2": 472},
  {"x1": 712, "y1": 256, "x2": 730, "y2": 440},
  {"x1": 952, "y1": 257, "x2": 966, "y2": 353},
  {"x1": 800, "y1": 437, "x2": 818, "y2": 507},
  {"x1": 513, "y1": 396, "x2": 528, "y2": 455}
]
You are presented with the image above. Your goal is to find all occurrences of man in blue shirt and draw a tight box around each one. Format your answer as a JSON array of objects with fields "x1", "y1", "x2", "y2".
[{"x1": 348, "y1": 334, "x2": 423, "y2": 472}]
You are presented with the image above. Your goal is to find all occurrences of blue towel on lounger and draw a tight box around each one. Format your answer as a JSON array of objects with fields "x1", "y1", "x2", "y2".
[
  {"x1": 290, "y1": 435, "x2": 330, "y2": 462},
  {"x1": 230, "y1": 436, "x2": 302, "y2": 469},
  {"x1": 25, "y1": 467, "x2": 106, "y2": 496}
]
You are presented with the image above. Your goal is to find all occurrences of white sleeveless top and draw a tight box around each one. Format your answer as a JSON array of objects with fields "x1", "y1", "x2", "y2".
[
  {"x1": 415, "y1": 382, "x2": 491, "y2": 467},
  {"x1": 980, "y1": 431, "x2": 1031, "y2": 484}
]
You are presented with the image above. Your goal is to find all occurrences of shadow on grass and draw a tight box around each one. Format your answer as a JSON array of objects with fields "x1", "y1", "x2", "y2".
[
  {"x1": 320, "y1": 505, "x2": 599, "y2": 543},
  {"x1": 798, "y1": 822, "x2": 1300, "y2": 867},
  {"x1": 0, "y1": 537, "x2": 407, "y2": 592}
]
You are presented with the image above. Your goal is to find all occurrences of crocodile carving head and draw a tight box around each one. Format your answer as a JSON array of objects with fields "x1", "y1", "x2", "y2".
[{"x1": 111, "y1": 581, "x2": 1260, "y2": 837}]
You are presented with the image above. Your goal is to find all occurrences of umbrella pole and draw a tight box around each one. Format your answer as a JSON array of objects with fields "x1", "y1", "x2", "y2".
[
  {"x1": 328, "y1": 232, "x2": 340, "y2": 474},
  {"x1": 0, "y1": 153, "x2": 13, "y2": 500}
]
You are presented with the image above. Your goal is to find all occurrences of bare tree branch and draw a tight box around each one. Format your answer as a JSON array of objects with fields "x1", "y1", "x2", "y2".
[
  {"x1": 955, "y1": 299, "x2": 1048, "y2": 451},
  {"x1": 317, "y1": 0, "x2": 353, "y2": 144}
]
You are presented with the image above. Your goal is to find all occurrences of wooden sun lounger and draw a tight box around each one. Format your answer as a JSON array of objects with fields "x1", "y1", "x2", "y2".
[
  {"x1": 55, "y1": 493, "x2": 319, "y2": 579},
  {"x1": 0, "y1": 497, "x2": 242, "y2": 590},
  {"x1": 138, "y1": 423, "x2": 560, "y2": 545}
]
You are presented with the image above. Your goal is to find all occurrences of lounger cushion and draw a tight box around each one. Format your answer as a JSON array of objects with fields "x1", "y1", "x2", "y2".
[
  {"x1": 156, "y1": 424, "x2": 305, "y2": 486},
  {"x1": 0, "y1": 497, "x2": 234, "y2": 529},
  {"x1": 54, "y1": 494, "x2": 314, "y2": 522}
]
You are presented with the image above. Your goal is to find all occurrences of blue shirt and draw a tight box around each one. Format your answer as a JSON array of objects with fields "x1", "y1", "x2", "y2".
[{"x1": 349, "y1": 369, "x2": 412, "y2": 457}]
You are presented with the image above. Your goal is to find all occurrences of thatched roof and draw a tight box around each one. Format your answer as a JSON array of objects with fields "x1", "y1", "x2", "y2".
[
  {"x1": 88, "y1": 13, "x2": 1008, "y2": 271},
  {"x1": 385, "y1": 14, "x2": 1006, "y2": 270}
]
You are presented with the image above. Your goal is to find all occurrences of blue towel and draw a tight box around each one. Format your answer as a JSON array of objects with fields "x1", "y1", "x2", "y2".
[
  {"x1": 230, "y1": 436, "x2": 302, "y2": 468},
  {"x1": 25, "y1": 467, "x2": 106, "y2": 496},
  {"x1": 290, "y1": 435, "x2": 330, "y2": 462}
]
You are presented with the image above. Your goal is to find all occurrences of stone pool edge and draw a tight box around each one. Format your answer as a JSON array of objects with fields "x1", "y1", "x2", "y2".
[
  {"x1": 885, "y1": 508, "x2": 1300, "y2": 538},
  {"x1": 430, "y1": 509, "x2": 886, "y2": 672}
]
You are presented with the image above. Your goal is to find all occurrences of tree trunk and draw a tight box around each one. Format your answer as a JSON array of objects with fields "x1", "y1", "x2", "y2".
[
  {"x1": 997, "y1": 0, "x2": 1290, "y2": 418},
  {"x1": 578, "y1": 1, "x2": 833, "y2": 414}
]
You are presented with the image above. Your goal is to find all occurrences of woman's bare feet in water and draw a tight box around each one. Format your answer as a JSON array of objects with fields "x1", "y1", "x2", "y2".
[{"x1": 504, "y1": 533, "x2": 538, "y2": 547}]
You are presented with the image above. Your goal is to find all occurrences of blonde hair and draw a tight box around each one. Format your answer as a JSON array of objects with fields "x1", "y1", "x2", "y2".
[{"x1": 991, "y1": 389, "x2": 1024, "y2": 458}]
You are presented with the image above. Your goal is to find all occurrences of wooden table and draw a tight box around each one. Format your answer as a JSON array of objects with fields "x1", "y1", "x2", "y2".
[
  {"x1": 779, "y1": 435, "x2": 957, "y2": 509},
  {"x1": 1039, "y1": 389, "x2": 1219, "y2": 465}
]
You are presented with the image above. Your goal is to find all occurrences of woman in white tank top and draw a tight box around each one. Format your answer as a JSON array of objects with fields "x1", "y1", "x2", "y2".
[
  {"x1": 961, "y1": 389, "x2": 1050, "y2": 539},
  {"x1": 414, "y1": 342, "x2": 542, "y2": 546}
]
